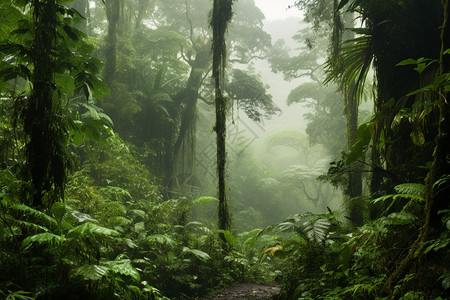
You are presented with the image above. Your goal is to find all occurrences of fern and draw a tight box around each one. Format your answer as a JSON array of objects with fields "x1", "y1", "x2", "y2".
[
  {"x1": 380, "y1": 213, "x2": 418, "y2": 226},
  {"x1": 394, "y1": 183, "x2": 425, "y2": 196}
]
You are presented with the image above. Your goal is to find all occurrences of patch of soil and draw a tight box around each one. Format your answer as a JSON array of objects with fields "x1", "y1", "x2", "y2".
[{"x1": 202, "y1": 283, "x2": 281, "y2": 300}]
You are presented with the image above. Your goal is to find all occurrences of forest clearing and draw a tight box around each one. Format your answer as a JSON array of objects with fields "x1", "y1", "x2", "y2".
[{"x1": 0, "y1": 0, "x2": 449, "y2": 299}]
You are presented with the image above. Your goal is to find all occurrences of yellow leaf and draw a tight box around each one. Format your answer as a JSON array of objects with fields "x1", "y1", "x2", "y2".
[{"x1": 264, "y1": 245, "x2": 283, "y2": 256}]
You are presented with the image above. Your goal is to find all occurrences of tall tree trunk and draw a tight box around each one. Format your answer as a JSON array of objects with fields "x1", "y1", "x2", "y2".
[
  {"x1": 210, "y1": 0, "x2": 233, "y2": 234},
  {"x1": 26, "y1": 0, "x2": 67, "y2": 207},
  {"x1": 345, "y1": 81, "x2": 363, "y2": 225},
  {"x1": 104, "y1": 0, "x2": 120, "y2": 85},
  {"x1": 383, "y1": 1, "x2": 450, "y2": 295},
  {"x1": 342, "y1": 10, "x2": 363, "y2": 225},
  {"x1": 163, "y1": 44, "x2": 209, "y2": 198}
]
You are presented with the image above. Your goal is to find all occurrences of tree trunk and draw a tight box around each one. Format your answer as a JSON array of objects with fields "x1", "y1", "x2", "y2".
[
  {"x1": 342, "y1": 12, "x2": 363, "y2": 225},
  {"x1": 163, "y1": 43, "x2": 209, "y2": 198},
  {"x1": 383, "y1": 1, "x2": 450, "y2": 295},
  {"x1": 104, "y1": 0, "x2": 120, "y2": 86},
  {"x1": 211, "y1": 0, "x2": 233, "y2": 234},
  {"x1": 26, "y1": 0, "x2": 67, "y2": 207}
]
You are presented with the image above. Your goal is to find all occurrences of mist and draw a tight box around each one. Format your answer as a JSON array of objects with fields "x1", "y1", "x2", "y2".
[{"x1": 1, "y1": 0, "x2": 447, "y2": 299}]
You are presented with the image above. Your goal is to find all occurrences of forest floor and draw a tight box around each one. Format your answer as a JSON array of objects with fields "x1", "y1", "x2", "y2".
[{"x1": 202, "y1": 283, "x2": 281, "y2": 300}]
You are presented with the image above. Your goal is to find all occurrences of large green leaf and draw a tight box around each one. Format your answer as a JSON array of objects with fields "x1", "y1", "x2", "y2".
[
  {"x1": 303, "y1": 218, "x2": 331, "y2": 244},
  {"x1": 217, "y1": 230, "x2": 237, "y2": 245},
  {"x1": 67, "y1": 222, "x2": 119, "y2": 238},
  {"x1": 103, "y1": 257, "x2": 140, "y2": 282},
  {"x1": 192, "y1": 196, "x2": 219, "y2": 204},
  {"x1": 73, "y1": 264, "x2": 109, "y2": 280},
  {"x1": 182, "y1": 247, "x2": 211, "y2": 261},
  {"x1": 13, "y1": 204, "x2": 57, "y2": 229},
  {"x1": 145, "y1": 234, "x2": 176, "y2": 247},
  {"x1": 22, "y1": 232, "x2": 66, "y2": 247}
]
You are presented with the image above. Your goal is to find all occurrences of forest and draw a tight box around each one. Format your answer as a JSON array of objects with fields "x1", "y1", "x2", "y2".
[{"x1": 0, "y1": 0, "x2": 449, "y2": 299}]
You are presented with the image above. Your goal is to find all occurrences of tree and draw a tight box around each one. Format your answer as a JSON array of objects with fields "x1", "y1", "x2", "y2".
[
  {"x1": 0, "y1": 0, "x2": 108, "y2": 207},
  {"x1": 210, "y1": 0, "x2": 233, "y2": 233},
  {"x1": 91, "y1": 0, "x2": 274, "y2": 199}
]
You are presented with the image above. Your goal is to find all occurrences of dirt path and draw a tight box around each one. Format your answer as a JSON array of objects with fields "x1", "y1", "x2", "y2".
[{"x1": 202, "y1": 283, "x2": 281, "y2": 300}]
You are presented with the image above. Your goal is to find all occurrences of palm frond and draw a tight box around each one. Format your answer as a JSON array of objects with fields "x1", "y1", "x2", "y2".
[{"x1": 325, "y1": 29, "x2": 373, "y2": 104}]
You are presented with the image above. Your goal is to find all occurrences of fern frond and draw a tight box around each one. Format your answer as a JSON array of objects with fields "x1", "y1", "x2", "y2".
[
  {"x1": 379, "y1": 212, "x2": 418, "y2": 226},
  {"x1": 394, "y1": 183, "x2": 425, "y2": 196}
]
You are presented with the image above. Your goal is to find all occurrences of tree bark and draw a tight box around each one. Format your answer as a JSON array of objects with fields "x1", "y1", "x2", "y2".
[{"x1": 383, "y1": 1, "x2": 450, "y2": 295}]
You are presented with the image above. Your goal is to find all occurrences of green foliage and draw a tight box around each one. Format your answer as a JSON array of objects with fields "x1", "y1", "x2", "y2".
[{"x1": 227, "y1": 69, "x2": 280, "y2": 122}]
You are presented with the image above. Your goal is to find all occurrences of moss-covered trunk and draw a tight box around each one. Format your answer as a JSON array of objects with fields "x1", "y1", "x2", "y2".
[
  {"x1": 162, "y1": 44, "x2": 209, "y2": 198},
  {"x1": 25, "y1": 0, "x2": 67, "y2": 207},
  {"x1": 210, "y1": 0, "x2": 233, "y2": 233},
  {"x1": 104, "y1": 0, "x2": 120, "y2": 85},
  {"x1": 383, "y1": 1, "x2": 450, "y2": 296}
]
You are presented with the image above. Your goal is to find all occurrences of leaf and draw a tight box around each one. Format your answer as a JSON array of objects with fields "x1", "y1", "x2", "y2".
[
  {"x1": 70, "y1": 210, "x2": 98, "y2": 223},
  {"x1": 73, "y1": 264, "x2": 109, "y2": 280},
  {"x1": 63, "y1": 24, "x2": 79, "y2": 40},
  {"x1": 264, "y1": 245, "x2": 283, "y2": 256},
  {"x1": 13, "y1": 204, "x2": 57, "y2": 228},
  {"x1": 394, "y1": 183, "x2": 424, "y2": 196},
  {"x1": 218, "y1": 230, "x2": 237, "y2": 245},
  {"x1": 396, "y1": 58, "x2": 418, "y2": 66},
  {"x1": 182, "y1": 247, "x2": 211, "y2": 261},
  {"x1": 134, "y1": 222, "x2": 146, "y2": 233},
  {"x1": 22, "y1": 232, "x2": 66, "y2": 247},
  {"x1": 145, "y1": 234, "x2": 176, "y2": 247},
  {"x1": 381, "y1": 213, "x2": 418, "y2": 226},
  {"x1": 192, "y1": 196, "x2": 219, "y2": 204},
  {"x1": 103, "y1": 258, "x2": 141, "y2": 282},
  {"x1": 442, "y1": 275, "x2": 450, "y2": 290},
  {"x1": 67, "y1": 222, "x2": 119, "y2": 238},
  {"x1": 13, "y1": 220, "x2": 49, "y2": 232},
  {"x1": 410, "y1": 130, "x2": 425, "y2": 146},
  {"x1": 337, "y1": 0, "x2": 350, "y2": 10},
  {"x1": 304, "y1": 218, "x2": 331, "y2": 243}
]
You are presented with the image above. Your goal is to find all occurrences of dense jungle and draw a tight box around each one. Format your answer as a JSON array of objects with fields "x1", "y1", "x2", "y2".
[{"x1": 0, "y1": 0, "x2": 449, "y2": 299}]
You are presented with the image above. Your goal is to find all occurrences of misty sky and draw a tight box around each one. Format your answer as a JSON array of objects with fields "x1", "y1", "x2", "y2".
[{"x1": 254, "y1": 0, "x2": 303, "y2": 20}]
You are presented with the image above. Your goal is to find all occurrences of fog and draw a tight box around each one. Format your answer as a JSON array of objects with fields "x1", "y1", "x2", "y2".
[{"x1": 193, "y1": 5, "x2": 344, "y2": 231}]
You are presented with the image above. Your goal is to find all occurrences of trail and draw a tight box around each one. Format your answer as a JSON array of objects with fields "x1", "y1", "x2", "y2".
[{"x1": 202, "y1": 283, "x2": 281, "y2": 300}]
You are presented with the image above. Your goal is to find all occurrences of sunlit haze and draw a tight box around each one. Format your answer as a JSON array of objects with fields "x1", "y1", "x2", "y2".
[{"x1": 254, "y1": 0, "x2": 303, "y2": 20}]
